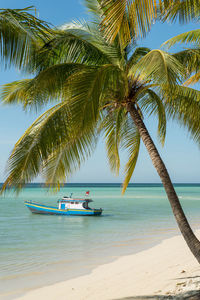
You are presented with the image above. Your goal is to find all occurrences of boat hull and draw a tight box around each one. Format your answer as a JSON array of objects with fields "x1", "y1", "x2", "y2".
[{"x1": 25, "y1": 201, "x2": 102, "y2": 216}]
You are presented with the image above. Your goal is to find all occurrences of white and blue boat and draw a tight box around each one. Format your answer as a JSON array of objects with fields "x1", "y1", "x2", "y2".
[{"x1": 24, "y1": 192, "x2": 102, "y2": 216}]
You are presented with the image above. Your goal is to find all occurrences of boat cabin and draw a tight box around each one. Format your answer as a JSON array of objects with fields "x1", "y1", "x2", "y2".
[{"x1": 58, "y1": 197, "x2": 93, "y2": 210}]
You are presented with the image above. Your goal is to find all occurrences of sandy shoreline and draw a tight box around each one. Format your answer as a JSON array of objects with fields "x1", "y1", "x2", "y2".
[{"x1": 14, "y1": 230, "x2": 200, "y2": 300}]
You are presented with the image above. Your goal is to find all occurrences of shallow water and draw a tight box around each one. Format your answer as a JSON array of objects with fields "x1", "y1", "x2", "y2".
[{"x1": 0, "y1": 183, "x2": 200, "y2": 299}]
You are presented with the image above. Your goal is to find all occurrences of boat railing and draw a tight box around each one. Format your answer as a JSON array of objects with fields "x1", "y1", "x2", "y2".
[{"x1": 25, "y1": 200, "x2": 43, "y2": 205}]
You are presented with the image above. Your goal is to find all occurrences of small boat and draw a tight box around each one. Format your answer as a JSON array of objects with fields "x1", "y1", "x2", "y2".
[{"x1": 24, "y1": 191, "x2": 102, "y2": 216}]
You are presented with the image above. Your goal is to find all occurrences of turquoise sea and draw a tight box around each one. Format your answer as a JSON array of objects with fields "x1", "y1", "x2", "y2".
[{"x1": 0, "y1": 183, "x2": 200, "y2": 299}]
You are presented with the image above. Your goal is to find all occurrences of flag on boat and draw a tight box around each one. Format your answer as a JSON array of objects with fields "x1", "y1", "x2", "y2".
[{"x1": 85, "y1": 191, "x2": 90, "y2": 196}]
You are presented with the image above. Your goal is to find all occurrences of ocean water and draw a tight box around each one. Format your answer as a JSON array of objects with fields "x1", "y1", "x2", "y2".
[{"x1": 0, "y1": 183, "x2": 200, "y2": 299}]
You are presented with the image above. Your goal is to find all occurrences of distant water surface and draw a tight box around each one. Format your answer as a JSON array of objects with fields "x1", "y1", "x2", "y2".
[{"x1": 0, "y1": 183, "x2": 200, "y2": 299}]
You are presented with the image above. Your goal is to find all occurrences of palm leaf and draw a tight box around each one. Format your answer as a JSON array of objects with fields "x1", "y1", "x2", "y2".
[
  {"x1": 0, "y1": 7, "x2": 52, "y2": 69},
  {"x1": 101, "y1": 107, "x2": 126, "y2": 175},
  {"x1": 139, "y1": 89, "x2": 166, "y2": 145},
  {"x1": 1, "y1": 102, "x2": 69, "y2": 192},
  {"x1": 165, "y1": 85, "x2": 200, "y2": 144},
  {"x1": 101, "y1": 0, "x2": 199, "y2": 43},
  {"x1": 173, "y1": 49, "x2": 200, "y2": 74},
  {"x1": 43, "y1": 127, "x2": 97, "y2": 188},
  {"x1": 101, "y1": 106, "x2": 141, "y2": 192},
  {"x1": 127, "y1": 47, "x2": 151, "y2": 70},
  {"x1": 129, "y1": 50, "x2": 185, "y2": 89},
  {"x1": 162, "y1": 0, "x2": 200, "y2": 24},
  {"x1": 1, "y1": 100, "x2": 97, "y2": 192},
  {"x1": 84, "y1": 0, "x2": 104, "y2": 21},
  {"x1": 0, "y1": 79, "x2": 33, "y2": 108},
  {"x1": 65, "y1": 64, "x2": 125, "y2": 132},
  {"x1": 173, "y1": 49, "x2": 200, "y2": 85},
  {"x1": 122, "y1": 120, "x2": 140, "y2": 194},
  {"x1": 101, "y1": 0, "x2": 156, "y2": 41},
  {"x1": 0, "y1": 63, "x2": 87, "y2": 109},
  {"x1": 35, "y1": 22, "x2": 121, "y2": 72},
  {"x1": 163, "y1": 29, "x2": 200, "y2": 48},
  {"x1": 101, "y1": 0, "x2": 128, "y2": 41},
  {"x1": 184, "y1": 71, "x2": 200, "y2": 85},
  {"x1": 100, "y1": 0, "x2": 200, "y2": 44}
]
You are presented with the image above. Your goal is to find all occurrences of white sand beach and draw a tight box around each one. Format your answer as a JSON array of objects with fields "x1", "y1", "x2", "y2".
[{"x1": 16, "y1": 230, "x2": 200, "y2": 300}]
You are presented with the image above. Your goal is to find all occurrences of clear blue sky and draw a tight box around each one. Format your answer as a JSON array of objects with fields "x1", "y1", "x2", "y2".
[{"x1": 0, "y1": 0, "x2": 199, "y2": 183}]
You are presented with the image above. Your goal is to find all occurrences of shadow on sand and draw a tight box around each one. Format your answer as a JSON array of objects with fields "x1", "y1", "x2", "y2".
[{"x1": 114, "y1": 289, "x2": 200, "y2": 299}]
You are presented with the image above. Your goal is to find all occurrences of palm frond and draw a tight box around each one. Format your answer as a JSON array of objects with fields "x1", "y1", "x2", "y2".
[
  {"x1": 35, "y1": 22, "x2": 121, "y2": 72},
  {"x1": 43, "y1": 127, "x2": 97, "y2": 188},
  {"x1": 122, "y1": 121, "x2": 140, "y2": 194},
  {"x1": 65, "y1": 64, "x2": 125, "y2": 132},
  {"x1": 127, "y1": 47, "x2": 151, "y2": 70},
  {"x1": 139, "y1": 89, "x2": 166, "y2": 145},
  {"x1": 84, "y1": 0, "x2": 104, "y2": 20},
  {"x1": 1, "y1": 101, "x2": 97, "y2": 192},
  {"x1": 1, "y1": 103, "x2": 68, "y2": 192},
  {"x1": 0, "y1": 7, "x2": 52, "y2": 69},
  {"x1": 101, "y1": 0, "x2": 127, "y2": 41},
  {"x1": 101, "y1": 105, "x2": 141, "y2": 192},
  {"x1": 173, "y1": 49, "x2": 200, "y2": 74},
  {"x1": 166, "y1": 85, "x2": 200, "y2": 144},
  {"x1": 163, "y1": 29, "x2": 200, "y2": 48},
  {"x1": 184, "y1": 71, "x2": 200, "y2": 85},
  {"x1": 101, "y1": 107, "x2": 126, "y2": 175},
  {"x1": 0, "y1": 79, "x2": 33, "y2": 108},
  {"x1": 1, "y1": 63, "x2": 125, "y2": 192},
  {"x1": 172, "y1": 49, "x2": 200, "y2": 85},
  {"x1": 162, "y1": 0, "x2": 200, "y2": 24},
  {"x1": 101, "y1": 0, "x2": 156, "y2": 41},
  {"x1": 129, "y1": 50, "x2": 185, "y2": 88},
  {"x1": 0, "y1": 63, "x2": 87, "y2": 109},
  {"x1": 100, "y1": 0, "x2": 199, "y2": 44}
]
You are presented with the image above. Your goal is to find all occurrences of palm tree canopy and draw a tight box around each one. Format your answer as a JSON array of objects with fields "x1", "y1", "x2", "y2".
[{"x1": 1, "y1": 2, "x2": 200, "y2": 193}]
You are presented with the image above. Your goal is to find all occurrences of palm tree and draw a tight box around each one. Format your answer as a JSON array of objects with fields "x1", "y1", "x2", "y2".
[{"x1": 1, "y1": 2, "x2": 200, "y2": 263}]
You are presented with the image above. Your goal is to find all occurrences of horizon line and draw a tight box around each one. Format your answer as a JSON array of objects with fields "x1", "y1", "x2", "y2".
[{"x1": 0, "y1": 182, "x2": 199, "y2": 185}]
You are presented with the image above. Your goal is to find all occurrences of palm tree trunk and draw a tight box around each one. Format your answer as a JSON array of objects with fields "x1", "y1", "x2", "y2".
[{"x1": 127, "y1": 102, "x2": 200, "y2": 263}]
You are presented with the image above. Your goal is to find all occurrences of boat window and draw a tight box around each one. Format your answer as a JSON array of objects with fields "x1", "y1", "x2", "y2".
[
  {"x1": 75, "y1": 202, "x2": 79, "y2": 204},
  {"x1": 70, "y1": 202, "x2": 74, "y2": 204},
  {"x1": 83, "y1": 202, "x2": 88, "y2": 209}
]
